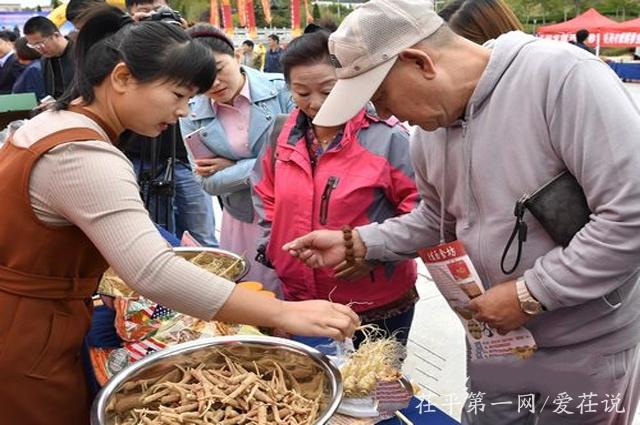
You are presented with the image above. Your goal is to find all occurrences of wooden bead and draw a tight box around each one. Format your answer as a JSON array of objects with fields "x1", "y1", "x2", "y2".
[{"x1": 341, "y1": 225, "x2": 357, "y2": 265}]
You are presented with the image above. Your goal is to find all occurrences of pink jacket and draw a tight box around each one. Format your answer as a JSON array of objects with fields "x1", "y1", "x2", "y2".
[{"x1": 252, "y1": 108, "x2": 419, "y2": 312}]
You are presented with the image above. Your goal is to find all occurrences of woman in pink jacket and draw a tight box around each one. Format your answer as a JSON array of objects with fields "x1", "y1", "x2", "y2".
[{"x1": 252, "y1": 29, "x2": 420, "y2": 347}]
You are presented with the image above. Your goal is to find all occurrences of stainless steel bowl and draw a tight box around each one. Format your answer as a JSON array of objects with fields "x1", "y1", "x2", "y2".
[
  {"x1": 173, "y1": 247, "x2": 250, "y2": 282},
  {"x1": 91, "y1": 336, "x2": 343, "y2": 425}
]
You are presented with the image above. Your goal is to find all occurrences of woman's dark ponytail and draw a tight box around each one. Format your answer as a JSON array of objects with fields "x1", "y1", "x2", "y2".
[
  {"x1": 56, "y1": 5, "x2": 215, "y2": 110},
  {"x1": 57, "y1": 5, "x2": 133, "y2": 109}
]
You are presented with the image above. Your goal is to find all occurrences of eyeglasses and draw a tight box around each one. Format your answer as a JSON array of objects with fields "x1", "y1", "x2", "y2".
[{"x1": 26, "y1": 34, "x2": 55, "y2": 50}]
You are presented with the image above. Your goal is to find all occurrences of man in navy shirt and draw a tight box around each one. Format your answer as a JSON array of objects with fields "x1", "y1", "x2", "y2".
[
  {"x1": 0, "y1": 30, "x2": 24, "y2": 94},
  {"x1": 264, "y1": 33, "x2": 284, "y2": 73}
]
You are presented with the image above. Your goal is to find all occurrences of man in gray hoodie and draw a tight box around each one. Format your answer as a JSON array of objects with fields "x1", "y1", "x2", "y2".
[{"x1": 282, "y1": 0, "x2": 640, "y2": 423}]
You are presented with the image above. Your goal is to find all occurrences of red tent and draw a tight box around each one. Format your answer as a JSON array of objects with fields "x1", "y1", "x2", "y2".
[
  {"x1": 537, "y1": 8, "x2": 617, "y2": 35},
  {"x1": 538, "y1": 9, "x2": 640, "y2": 49},
  {"x1": 611, "y1": 17, "x2": 640, "y2": 31},
  {"x1": 601, "y1": 18, "x2": 640, "y2": 47},
  {"x1": 602, "y1": 17, "x2": 640, "y2": 47}
]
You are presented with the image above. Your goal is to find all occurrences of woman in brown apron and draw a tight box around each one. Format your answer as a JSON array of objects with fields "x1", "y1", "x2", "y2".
[{"x1": 0, "y1": 6, "x2": 358, "y2": 424}]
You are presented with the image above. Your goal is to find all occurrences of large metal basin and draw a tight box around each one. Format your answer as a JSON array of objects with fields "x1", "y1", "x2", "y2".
[{"x1": 91, "y1": 336, "x2": 343, "y2": 425}]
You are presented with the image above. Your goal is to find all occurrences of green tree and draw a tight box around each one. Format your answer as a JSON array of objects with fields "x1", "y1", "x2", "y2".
[
  {"x1": 603, "y1": 0, "x2": 638, "y2": 19},
  {"x1": 270, "y1": 0, "x2": 291, "y2": 28},
  {"x1": 253, "y1": 0, "x2": 268, "y2": 28},
  {"x1": 171, "y1": 0, "x2": 208, "y2": 22}
]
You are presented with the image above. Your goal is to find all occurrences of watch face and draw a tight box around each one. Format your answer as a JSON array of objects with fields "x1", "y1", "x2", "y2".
[{"x1": 522, "y1": 300, "x2": 541, "y2": 315}]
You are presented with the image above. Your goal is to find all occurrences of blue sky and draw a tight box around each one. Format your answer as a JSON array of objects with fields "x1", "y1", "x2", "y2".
[{"x1": 3, "y1": 0, "x2": 53, "y2": 7}]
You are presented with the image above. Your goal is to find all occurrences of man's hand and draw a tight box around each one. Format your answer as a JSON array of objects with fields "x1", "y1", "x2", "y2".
[
  {"x1": 466, "y1": 279, "x2": 532, "y2": 335},
  {"x1": 195, "y1": 157, "x2": 236, "y2": 177},
  {"x1": 32, "y1": 96, "x2": 56, "y2": 115},
  {"x1": 283, "y1": 230, "x2": 367, "y2": 268},
  {"x1": 131, "y1": 11, "x2": 153, "y2": 21},
  {"x1": 131, "y1": 11, "x2": 188, "y2": 28},
  {"x1": 334, "y1": 258, "x2": 374, "y2": 280}
]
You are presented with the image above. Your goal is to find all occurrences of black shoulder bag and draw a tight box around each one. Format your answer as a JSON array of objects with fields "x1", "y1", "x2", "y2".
[{"x1": 500, "y1": 171, "x2": 592, "y2": 274}]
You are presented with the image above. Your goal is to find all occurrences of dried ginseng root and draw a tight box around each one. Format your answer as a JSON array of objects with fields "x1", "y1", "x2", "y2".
[
  {"x1": 340, "y1": 325, "x2": 405, "y2": 397},
  {"x1": 107, "y1": 351, "x2": 327, "y2": 425}
]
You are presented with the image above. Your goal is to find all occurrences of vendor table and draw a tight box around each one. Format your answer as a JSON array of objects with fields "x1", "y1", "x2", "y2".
[
  {"x1": 0, "y1": 93, "x2": 37, "y2": 129},
  {"x1": 87, "y1": 309, "x2": 460, "y2": 424},
  {"x1": 609, "y1": 62, "x2": 640, "y2": 81},
  {"x1": 378, "y1": 398, "x2": 459, "y2": 425},
  {"x1": 86, "y1": 228, "x2": 461, "y2": 424}
]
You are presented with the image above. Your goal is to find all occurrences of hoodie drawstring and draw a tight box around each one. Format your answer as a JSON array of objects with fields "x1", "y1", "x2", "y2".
[
  {"x1": 463, "y1": 105, "x2": 475, "y2": 230},
  {"x1": 439, "y1": 129, "x2": 448, "y2": 244}
]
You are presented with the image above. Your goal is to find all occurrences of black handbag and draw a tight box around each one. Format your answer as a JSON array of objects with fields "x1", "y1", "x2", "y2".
[{"x1": 500, "y1": 171, "x2": 592, "y2": 274}]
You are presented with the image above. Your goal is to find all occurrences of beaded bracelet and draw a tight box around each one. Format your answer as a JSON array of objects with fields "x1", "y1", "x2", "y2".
[{"x1": 342, "y1": 225, "x2": 355, "y2": 265}]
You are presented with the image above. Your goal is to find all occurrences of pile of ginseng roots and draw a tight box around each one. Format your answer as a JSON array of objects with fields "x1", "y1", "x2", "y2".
[{"x1": 107, "y1": 349, "x2": 327, "y2": 425}]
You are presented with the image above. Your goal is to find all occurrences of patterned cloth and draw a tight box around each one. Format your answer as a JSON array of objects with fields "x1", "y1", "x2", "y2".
[{"x1": 150, "y1": 304, "x2": 174, "y2": 320}]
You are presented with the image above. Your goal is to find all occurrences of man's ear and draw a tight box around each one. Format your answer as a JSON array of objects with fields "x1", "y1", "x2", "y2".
[
  {"x1": 110, "y1": 62, "x2": 134, "y2": 95},
  {"x1": 397, "y1": 48, "x2": 436, "y2": 80}
]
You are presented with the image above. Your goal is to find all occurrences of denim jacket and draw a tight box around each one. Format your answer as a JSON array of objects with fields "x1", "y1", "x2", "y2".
[{"x1": 179, "y1": 66, "x2": 293, "y2": 223}]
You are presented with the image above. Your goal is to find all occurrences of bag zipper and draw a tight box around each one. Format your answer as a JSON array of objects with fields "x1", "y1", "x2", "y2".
[
  {"x1": 525, "y1": 170, "x2": 569, "y2": 201},
  {"x1": 319, "y1": 176, "x2": 339, "y2": 225}
]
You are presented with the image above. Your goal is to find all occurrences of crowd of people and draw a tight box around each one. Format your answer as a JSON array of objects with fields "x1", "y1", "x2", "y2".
[{"x1": 0, "y1": 0, "x2": 639, "y2": 424}]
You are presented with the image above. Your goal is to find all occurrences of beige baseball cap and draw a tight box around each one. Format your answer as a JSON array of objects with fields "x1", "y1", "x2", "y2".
[{"x1": 313, "y1": 0, "x2": 444, "y2": 127}]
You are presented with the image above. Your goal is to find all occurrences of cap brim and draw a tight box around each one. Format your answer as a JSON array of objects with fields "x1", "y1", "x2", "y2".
[{"x1": 313, "y1": 58, "x2": 397, "y2": 127}]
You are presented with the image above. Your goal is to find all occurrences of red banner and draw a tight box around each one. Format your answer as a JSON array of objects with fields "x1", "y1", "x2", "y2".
[
  {"x1": 221, "y1": 0, "x2": 233, "y2": 35},
  {"x1": 261, "y1": 0, "x2": 272, "y2": 25},
  {"x1": 538, "y1": 32, "x2": 640, "y2": 47},
  {"x1": 291, "y1": 0, "x2": 301, "y2": 37},
  {"x1": 237, "y1": 0, "x2": 247, "y2": 27},
  {"x1": 246, "y1": 0, "x2": 258, "y2": 38},
  {"x1": 209, "y1": 0, "x2": 220, "y2": 27},
  {"x1": 303, "y1": 0, "x2": 313, "y2": 24}
]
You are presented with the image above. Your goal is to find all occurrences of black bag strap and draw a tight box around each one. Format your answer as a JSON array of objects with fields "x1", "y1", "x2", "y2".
[{"x1": 500, "y1": 196, "x2": 528, "y2": 275}]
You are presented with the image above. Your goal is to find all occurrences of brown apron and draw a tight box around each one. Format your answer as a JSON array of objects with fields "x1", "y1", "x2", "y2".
[{"x1": 0, "y1": 123, "x2": 112, "y2": 424}]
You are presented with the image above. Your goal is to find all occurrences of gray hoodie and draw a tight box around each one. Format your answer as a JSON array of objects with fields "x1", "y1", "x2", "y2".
[{"x1": 358, "y1": 31, "x2": 640, "y2": 353}]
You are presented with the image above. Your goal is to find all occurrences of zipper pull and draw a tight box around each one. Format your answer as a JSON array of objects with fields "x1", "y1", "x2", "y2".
[
  {"x1": 515, "y1": 194, "x2": 528, "y2": 243},
  {"x1": 328, "y1": 176, "x2": 339, "y2": 190},
  {"x1": 319, "y1": 176, "x2": 340, "y2": 225},
  {"x1": 461, "y1": 120, "x2": 468, "y2": 137},
  {"x1": 514, "y1": 194, "x2": 528, "y2": 220}
]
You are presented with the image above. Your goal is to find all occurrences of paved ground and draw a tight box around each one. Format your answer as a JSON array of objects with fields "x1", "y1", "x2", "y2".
[
  {"x1": 625, "y1": 82, "x2": 640, "y2": 106},
  {"x1": 212, "y1": 82, "x2": 640, "y2": 424}
]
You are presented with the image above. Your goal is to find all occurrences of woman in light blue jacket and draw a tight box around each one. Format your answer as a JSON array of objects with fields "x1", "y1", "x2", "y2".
[{"x1": 179, "y1": 24, "x2": 293, "y2": 294}]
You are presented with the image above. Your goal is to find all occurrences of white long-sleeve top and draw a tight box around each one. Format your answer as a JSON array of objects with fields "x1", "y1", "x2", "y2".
[{"x1": 12, "y1": 109, "x2": 234, "y2": 320}]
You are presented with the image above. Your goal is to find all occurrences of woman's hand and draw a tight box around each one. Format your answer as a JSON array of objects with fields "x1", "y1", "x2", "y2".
[
  {"x1": 216, "y1": 289, "x2": 359, "y2": 340},
  {"x1": 274, "y1": 300, "x2": 360, "y2": 340},
  {"x1": 195, "y1": 157, "x2": 236, "y2": 177}
]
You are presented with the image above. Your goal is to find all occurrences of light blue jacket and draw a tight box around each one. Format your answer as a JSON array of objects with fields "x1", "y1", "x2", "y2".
[{"x1": 179, "y1": 66, "x2": 294, "y2": 222}]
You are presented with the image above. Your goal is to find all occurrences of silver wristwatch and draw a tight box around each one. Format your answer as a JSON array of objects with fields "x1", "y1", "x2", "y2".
[{"x1": 516, "y1": 277, "x2": 543, "y2": 316}]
